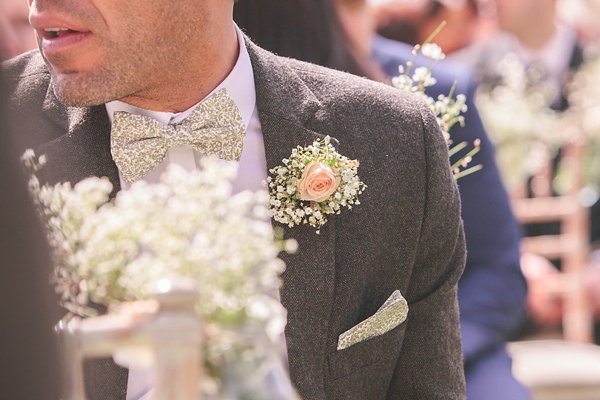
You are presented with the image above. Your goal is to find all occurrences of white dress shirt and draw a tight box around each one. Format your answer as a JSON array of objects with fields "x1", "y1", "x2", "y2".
[{"x1": 105, "y1": 23, "x2": 268, "y2": 400}]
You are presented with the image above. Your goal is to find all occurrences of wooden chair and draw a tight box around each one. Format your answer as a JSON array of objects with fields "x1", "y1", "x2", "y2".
[
  {"x1": 511, "y1": 139, "x2": 594, "y2": 343},
  {"x1": 509, "y1": 139, "x2": 600, "y2": 399}
]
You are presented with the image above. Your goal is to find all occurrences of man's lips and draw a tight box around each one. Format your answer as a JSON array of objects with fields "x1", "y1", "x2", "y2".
[
  {"x1": 39, "y1": 29, "x2": 92, "y2": 55},
  {"x1": 42, "y1": 27, "x2": 84, "y2": 40},
  {"x1": 30, "y1": 14, "x2": 93, "y2": 55}
]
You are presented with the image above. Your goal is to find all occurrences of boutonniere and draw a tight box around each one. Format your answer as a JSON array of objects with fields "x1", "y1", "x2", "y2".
[{"x1": 265, "y1": 136, "x2": 366, "y2": 233}]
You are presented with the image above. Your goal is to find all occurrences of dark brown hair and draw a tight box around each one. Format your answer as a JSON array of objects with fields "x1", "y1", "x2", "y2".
[{"x1": 234, "y1": 0, "x2": 380, "y2": 79}]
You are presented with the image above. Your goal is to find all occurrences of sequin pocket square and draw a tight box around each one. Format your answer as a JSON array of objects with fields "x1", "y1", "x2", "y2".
[{"x1": 337, "y1": 290, "x2": 409, "y2": 351}]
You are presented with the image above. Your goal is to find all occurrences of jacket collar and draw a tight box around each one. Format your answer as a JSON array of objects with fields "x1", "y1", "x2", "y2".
[{"x1": 40, "y1": 81, "x2": 121, "y2": 197}]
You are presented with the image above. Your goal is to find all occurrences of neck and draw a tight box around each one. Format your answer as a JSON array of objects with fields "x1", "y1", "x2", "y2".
[{"x1": 120, "y1": 24, "x2": 239, "y2": 113}]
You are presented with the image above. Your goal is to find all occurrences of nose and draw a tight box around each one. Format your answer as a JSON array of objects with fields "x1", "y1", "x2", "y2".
[
  {"x1": 28, "y1": 0, "x2": 50, "y2": 32},
  {"x1": 28, "y1": 0, "x2": 52, "y2": 23}
]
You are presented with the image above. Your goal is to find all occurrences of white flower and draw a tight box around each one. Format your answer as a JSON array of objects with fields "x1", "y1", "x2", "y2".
[
  {"x1": 342, "y1": 169, "x2": 354, "y2": 183},
  {"x1": 412, "y1": 67, "x2": 436, "y2": 87},
  {"x1": 392, "y1": 75, "x2": 413, "y2": 90},
  {"x1": 421, "y1": 43, "x2": 445, "y2": 61}
]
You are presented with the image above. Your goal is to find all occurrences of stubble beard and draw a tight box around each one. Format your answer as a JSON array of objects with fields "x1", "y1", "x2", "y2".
[
  {"x1": 47, "y1": 4, "x2": 209, "y2": 109},
  {"x1": 50, "y1": 37, "x2": 199, "y2": 108},
  {"x1": 49, "y1": 47, "x2": 156, "y2": 107},
  {"x1": 48, "y1": 27, "x2": 188, "y2": 108}
]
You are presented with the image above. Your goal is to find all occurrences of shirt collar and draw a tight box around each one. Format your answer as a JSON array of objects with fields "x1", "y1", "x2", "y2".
[
  {"x1": 105, "y1": 22, "x2": 256, "y2": 129},
  {"x1": 510, "y1": 22, "x2": 577, "y2": 82}
]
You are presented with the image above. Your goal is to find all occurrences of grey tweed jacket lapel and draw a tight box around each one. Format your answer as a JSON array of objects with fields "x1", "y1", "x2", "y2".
[
  {"x1": 39, "y1": 82, "x2": 121, "y2": 197},
  {"x1": 247, "y1": 39, "x2": 338, "y2": 398}
]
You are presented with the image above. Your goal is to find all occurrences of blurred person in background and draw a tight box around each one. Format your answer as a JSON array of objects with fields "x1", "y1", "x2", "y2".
[
  {"x1": 235, "y1": 1, "x2": 531, "y2": 398},
  {"x1": 371, "y1": 0, "x2": 495, "y2": 60},
  {"x1": 0, "y1": 67, "x2": 62, "y2": 399},
  {"x1": 0, "y1": 0, "x2": 37, "y2": 59},
  {"x1": 479, "y1": 0, "x2": 583, "y2": 107},
  {"x1": 233, "y1": 0, "x2": 387, "y2": 81},
  {"x1": 480, "y1": 0, "x2": 592, "y2": 338}
]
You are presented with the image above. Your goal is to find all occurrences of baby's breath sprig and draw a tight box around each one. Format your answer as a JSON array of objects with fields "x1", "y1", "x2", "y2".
[
  {"x1": 265, "y1": 136, "x2": 365, "y2": 233},
  {"x1": 391, "y1": 22, "x2": 481, "y2": 180}
]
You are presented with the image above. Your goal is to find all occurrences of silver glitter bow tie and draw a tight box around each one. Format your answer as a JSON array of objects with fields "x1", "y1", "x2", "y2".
[{"x1": 110, "y1": 88, "x2": 246, "y2": 184}]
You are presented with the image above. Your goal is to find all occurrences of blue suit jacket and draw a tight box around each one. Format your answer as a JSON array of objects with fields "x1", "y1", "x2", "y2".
[{"x1": 373, "y1": 35, "x2": 526, "y2": 363}]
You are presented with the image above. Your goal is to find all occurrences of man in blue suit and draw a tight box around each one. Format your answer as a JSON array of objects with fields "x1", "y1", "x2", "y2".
[{"x1": 374, "y1": 35, "x2": 531, "y2": 400}]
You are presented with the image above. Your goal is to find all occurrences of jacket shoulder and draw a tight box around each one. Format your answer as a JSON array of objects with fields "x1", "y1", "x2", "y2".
[
  {"x1": 283, "y1": 57, "x2": 436, "y2": 145},
  {"x1": 292, "y1": 57, "x2": 427, "y2": 120},
  {"x1": 2, "y1": 51, "x2": 57, "y2": 150},
  {"x1": 2, "y1": 50, "x2": 51, "y2": 104},
  {"x1": 2, "y1": 50, "x2": 49, "y2": 77}
]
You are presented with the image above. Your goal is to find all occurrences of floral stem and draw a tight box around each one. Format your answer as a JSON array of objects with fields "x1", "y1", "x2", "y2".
[
  {"x1": 448, "y1": 141, "x2": 468, "y2": 157},
  {"x1": 423, "y1": 21, "x2": 447, "y2": 46},
  {"x1": 448, "y1": 80, "x2": 458, "y2": 100},
  {"x1": 454, "y1": 164, "x2": 483, "y2": 180}
]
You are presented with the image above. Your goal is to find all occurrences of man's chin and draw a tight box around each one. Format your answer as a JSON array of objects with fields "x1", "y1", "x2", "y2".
[{"x1": 50, "y1": 71, "x2": 120, "y2": 107}]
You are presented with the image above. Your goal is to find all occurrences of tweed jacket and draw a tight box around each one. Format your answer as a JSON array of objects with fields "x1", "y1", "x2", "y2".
[{"x1": 3, "y1": 38, "x2": 466, "y2": 400}]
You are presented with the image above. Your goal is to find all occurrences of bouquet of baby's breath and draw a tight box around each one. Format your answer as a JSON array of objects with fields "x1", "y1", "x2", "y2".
[
  {"x1": 392, "y1": 23, "x2": 482, "y2": 180},
  {"x1": 23, "y1": 151, "x2": 299, "y2": 399}
]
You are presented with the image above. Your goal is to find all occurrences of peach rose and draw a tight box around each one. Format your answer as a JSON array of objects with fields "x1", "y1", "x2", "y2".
[{"x1": 297, "y1": 161, "x2": 341, "y2": 202}]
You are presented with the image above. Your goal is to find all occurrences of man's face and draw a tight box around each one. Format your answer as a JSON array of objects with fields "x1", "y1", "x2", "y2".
[{"x1": 28, "y1": 0, "x2": 211, "y2": 107}]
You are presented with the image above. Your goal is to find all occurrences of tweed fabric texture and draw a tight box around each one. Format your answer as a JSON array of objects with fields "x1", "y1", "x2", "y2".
[
  {"x1": 111, "y1": 88, "x2": 245, "y2": 183},
  {"x1": 3, "y1": 37, "x2": 467, "y2": 400}
]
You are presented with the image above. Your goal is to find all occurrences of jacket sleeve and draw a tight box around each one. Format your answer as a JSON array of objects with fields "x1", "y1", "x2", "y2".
[
  {"x1": 374, "y1": 40, "x2": 527, "y2": 364},
  {"x1": 386, "y1": 101, "x2": 467, "y2": 399}
]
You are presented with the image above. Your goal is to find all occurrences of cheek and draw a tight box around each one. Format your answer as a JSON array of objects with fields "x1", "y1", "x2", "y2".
[{"x1": 92, "y1": 0, "x2": 159, "y2": 38}]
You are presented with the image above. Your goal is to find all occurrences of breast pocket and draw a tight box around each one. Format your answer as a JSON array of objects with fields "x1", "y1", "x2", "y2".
[{"x1": 326, "y1": 319, "x2": 408, "y2": 400}]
